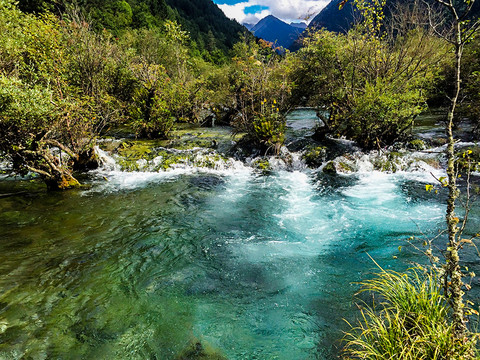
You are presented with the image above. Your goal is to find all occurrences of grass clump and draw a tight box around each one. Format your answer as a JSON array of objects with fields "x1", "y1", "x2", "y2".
[{"x1": 344, "y1": 268, "x2": 478, "y2": 359}]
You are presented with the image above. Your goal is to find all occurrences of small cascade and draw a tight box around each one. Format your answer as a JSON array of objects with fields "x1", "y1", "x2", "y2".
[
  {"x1": 91, "y1": 144, "x2": 252, "y2": 192},
  {"x1": 95, "y1": 146, "x2": 120, "y2": 172},
  {"x1": 246, "y1": 147, "x2": 307, "y2": 172},
  {"x1": 316, "y1": 148, "x2": 446, "y2": 183},
  {"x1": 94, "y1": 145, "x2": 247, "y2": 173},
  {"x1": 88, "y1": 109, "x2": 477, "y2": 193}
]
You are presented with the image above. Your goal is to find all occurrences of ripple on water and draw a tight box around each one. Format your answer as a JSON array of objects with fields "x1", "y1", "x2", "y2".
[{"x1": 0, "y1": 119, "x2": 478, "y2": 359}]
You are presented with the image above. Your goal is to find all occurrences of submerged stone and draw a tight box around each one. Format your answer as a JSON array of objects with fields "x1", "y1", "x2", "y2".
[{"x1": 176, "y1": 339, "x2": 227, "y2": 360}]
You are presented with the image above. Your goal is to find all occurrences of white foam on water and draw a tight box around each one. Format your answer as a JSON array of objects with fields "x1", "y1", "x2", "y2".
[
  {"x1": 229, "y1": 164, "x2": 445, "y2": 267},
  {"x1": 88, "y1": 146, "x2": 253, "y2": 193},
  {"x1": 330, "y1": 149, "x2": 446, "y2": 184},
  {"x1": 342, "y1": 171, "x2": 398, "y2": 204}
]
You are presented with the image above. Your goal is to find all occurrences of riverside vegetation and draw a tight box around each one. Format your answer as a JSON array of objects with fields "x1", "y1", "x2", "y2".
[{"x1": 1, "y1": 0, "x2": 480, "y2": 358}]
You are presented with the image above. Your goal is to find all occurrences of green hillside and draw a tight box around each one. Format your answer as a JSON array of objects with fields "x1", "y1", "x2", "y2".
[{"x1": 18, "y1": 0, "x2": 245, "y2": 54}]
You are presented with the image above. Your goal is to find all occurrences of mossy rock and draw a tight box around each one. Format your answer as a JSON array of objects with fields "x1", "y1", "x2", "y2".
[
  {"x1": 408, "y1": 139, "x2": 426, "y2": 151},
  {"x1": 45, "y1": 173, "x2": 81, "y2": 191},
  {"x1": 323, "y1": 161, "x2": 337, "y2": 174},
  {"x1": 431, "y1": 138, "x2": 447, "y2": 147},
  {"x1": 338, "y1": 161, "x2": 354, "y2": 173},
  {"x1": 194, "y1": 154, "x2": 228, "y2": 169},
  {"x1": 252, "y1": 158, "x2": 271, "y2": 172},
  {"x1": 373, "y1": 152, "x2": 403, "y2": 173},
  {"x1": 302, "y1": 146, "x2": 327, "y2": 168},
  {"x1": 175, "y1": 339, "x2": 227, "y2": 360},
  {"x1": 116, "y1": 141, "x2": 158, "y2": 161},
  {"x1": 168, "y1": 139, "x2": 217, "y2": 150}
]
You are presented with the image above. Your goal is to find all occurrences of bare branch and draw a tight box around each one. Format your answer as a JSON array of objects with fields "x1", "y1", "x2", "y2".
[
  {"x1": 41, "y1": 139, "x2": 79, "y2": 161},
  {"x1": 26, "y1": 166, "x2": 52, "y2": 178}
]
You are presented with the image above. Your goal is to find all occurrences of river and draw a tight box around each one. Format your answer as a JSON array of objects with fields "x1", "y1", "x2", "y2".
[{"x1": 0, "y1": 109, "x2": 478, "y2": 359}]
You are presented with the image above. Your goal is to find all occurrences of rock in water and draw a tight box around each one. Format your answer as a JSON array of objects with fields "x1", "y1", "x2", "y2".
[{"x1": 175, "y1": 339, "x2": 227, "y2": 360}]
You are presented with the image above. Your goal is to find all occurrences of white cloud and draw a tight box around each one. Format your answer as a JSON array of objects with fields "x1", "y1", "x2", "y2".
[
  {"x1": 217, "y1": 2, "x2": 251, "y2": 24},
  {"x1": 217, "y1": 0, "x2": 330, "y2": 24}
]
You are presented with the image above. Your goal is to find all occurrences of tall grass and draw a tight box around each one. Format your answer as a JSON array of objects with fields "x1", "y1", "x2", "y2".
[{"x1": 343, "y1": 268, "x2": 478, "y2": 359}]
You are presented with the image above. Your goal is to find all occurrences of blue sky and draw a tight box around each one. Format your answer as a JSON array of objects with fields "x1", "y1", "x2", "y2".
[{"x1": 213, "y1": 0, "x2": 329, "y2": 25}]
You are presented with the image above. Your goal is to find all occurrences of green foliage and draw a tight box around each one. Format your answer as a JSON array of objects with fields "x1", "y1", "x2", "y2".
[
  {"x1": 227, "y1": 36, "x2": 293, "y2": 153},
  {"x1": 129, "y1": 63, "x2": 176, "y2": 138},
  {"x1": 344, "y1": 268, "x2": 478, "y2": 359},
  {"x1": 461, "y1": 36, "x2": 480, "y2": 133},
  {"x1": 251, "y1": 100, "x2": 285, "y2": 152},
  {"x1": 354, "y1": 0, "x2": 386, "y2": 38},
  {"x1": 294, "y1": 19, "x2": 447, "y2": 149},
  {"x1": 0, "y1": 76, "x2": 57, "y2": 136},
  {"x1": 342, "y1": 79, "x2": 426, "y2": 149},
  {"x1": 455, "y1": 147, "x2": 480, "y2": 174}
]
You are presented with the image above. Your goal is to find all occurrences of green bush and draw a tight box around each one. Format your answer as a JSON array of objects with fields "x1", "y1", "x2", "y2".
[
  {"x1": 251, "y1": 102, "x2": 285, "y2": 153},
  {"x1": 294, "y1": 25, "x2": 447, "y2": 149}
]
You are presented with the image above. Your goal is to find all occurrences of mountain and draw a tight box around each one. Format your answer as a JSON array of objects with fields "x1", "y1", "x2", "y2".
[
  {"x1": 290, "y1": 22, "x2": 307, "y2": 30},
  {"x1": 250, "y1": 15, "x2": 304, "y2": 49},
  {"x1": 308, "y1": 0, "x2": 480, "y2": 34},
  {"x1": 308, "y1": 0, "x2": 355, "y2": 33},
  {"x1": 165, "y1": 0, "x2": 245, "y2": 51},
  {"x1": 18, "y1": 0, "x2": 246, "y2": 53},
  {"x1": 243, "y1": 23, "x2": 255, "y2": 31}
]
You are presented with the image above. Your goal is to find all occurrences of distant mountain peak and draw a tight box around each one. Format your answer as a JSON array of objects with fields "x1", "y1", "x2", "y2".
[
  {"x1": 243, "y1": 22, "x2": 255, "y2": 31},
  {"x1": 250, "y1": 15, "x2": 304, "y2": 49}
]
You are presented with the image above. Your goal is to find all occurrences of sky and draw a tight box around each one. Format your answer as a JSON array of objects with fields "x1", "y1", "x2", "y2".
[{"x1": 212, "y1": 0, "x2": 330, "y2": 25}]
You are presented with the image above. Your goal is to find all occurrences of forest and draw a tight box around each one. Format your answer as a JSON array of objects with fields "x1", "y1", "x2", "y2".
[{"x1": 1, "y1": 0, "x2": 480, "y2": 358}]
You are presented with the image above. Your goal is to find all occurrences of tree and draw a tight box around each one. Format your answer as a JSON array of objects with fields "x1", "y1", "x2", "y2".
[
  {"x1": 129, "y1": 61, "x2": 176, "y2": 138},
  {"x1": 460, "y1": 33, "x2": 480, "y2": 135},
  {"x1": 426, "y1": 0, "x2": 480, "y2": 339},
  {"x1": 293, "y1": 1, "x2": 447, "y2": 149},
  {"x1": 0, "y1": 2, "x2": 94, "y2": 189},
  {"x1": 228, "y1": 36, "x2": 292, "y2": 154}
]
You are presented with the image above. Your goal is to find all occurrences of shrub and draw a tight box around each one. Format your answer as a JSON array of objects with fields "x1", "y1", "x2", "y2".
[
  {"x1": 250, "y1": 100, "x2": 285, "y2": 154},
  {"x1": 344, "y1": 268, "x2": 478, "y2": 359}
]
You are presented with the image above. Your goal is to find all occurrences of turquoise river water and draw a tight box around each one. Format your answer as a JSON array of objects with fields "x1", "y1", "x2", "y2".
[{"x1": 0, "y1": 110, "x2": 478, "y2": 359}]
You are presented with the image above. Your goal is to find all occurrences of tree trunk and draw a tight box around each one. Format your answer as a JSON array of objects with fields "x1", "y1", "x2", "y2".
[
  {"x1": 445, "y1": 21, "x2": 467, "y2": 339},
  {"x1": 44, "y1": 173, "x2": 80, "y2": 191}
]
